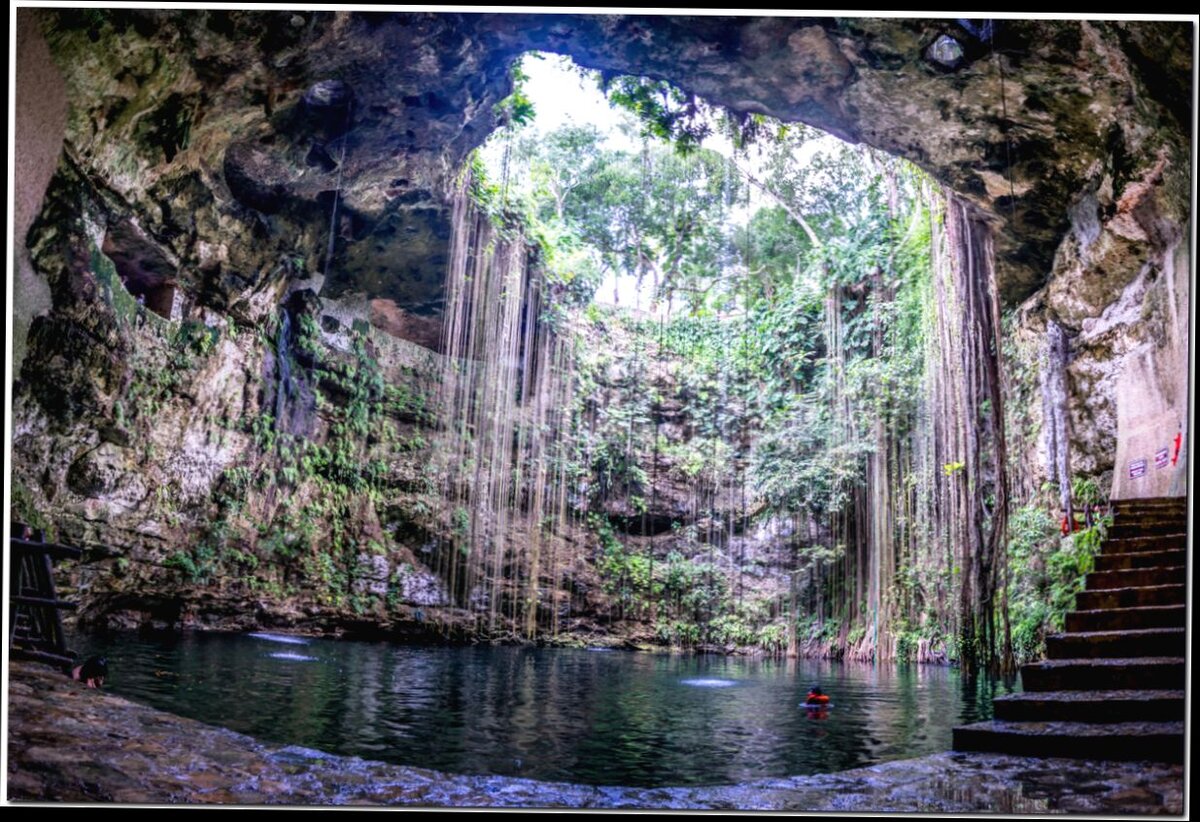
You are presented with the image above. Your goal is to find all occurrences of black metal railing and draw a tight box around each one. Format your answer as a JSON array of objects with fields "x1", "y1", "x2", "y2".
[{"x1": 9, "y1": 523, "x2": 80, "y2": 669}]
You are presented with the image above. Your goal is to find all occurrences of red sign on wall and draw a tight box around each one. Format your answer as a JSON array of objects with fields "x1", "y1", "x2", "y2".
[{"x1": 1129, "y1": 459, "x2": 1147, "y2": 479}]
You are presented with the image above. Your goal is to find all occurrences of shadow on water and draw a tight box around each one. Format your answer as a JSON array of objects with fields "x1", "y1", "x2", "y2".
[{"x1": 65, "y1": 630, "x2": 1017, "y2": 788}]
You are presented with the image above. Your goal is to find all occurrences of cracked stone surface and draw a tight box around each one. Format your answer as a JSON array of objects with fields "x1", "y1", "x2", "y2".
[{"x1": 5, "y1": 662, "x2": 1184, "y2": 812}]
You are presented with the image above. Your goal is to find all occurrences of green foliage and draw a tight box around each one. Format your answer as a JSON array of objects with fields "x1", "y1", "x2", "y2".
[
  {"x1": 494, "y1": 57, "x2": 537, "y2": 128},
  {"x1": 892, "y1": 620, "x2": 923, "y2": 661},
  {"x1": 1005, "y1": 503, "x2": 1111, "y2": 661},
  {"x1": 709, "y1": 613, "x2": 757, "y2": 647},
  {"x1": 600, "y1": 75, "x2": 712, "y2": 155},
  {"x1": 756, "y1": 622, "x2": 789, "y2": 655},
  {"x1": 590, "y1": 514, "x2": 650, "y2": 610},
  {"x1": 173, "y1": 319, "x2": 220, "y2": 358},
  {"x1": 452, "y1": 507, "x2": 470, "y2": 538},
  {"x1": 490, "y1": 119, "x2": 745, "y2": 310},
  {"x1": 528, "y1": 132, "x2": 935, "y2": 654},
  {"x1": 1071, "y1": 475, "x2": 1103, "y2": 507},
  {"x1": 655, "y1": 618, "x2": 701, "y2": 646},
  {"x1": 165, "y1": 543, "x2": 217, "y2": 584},
  {"x1": 91, "y1": 244, "x2": 140, "y2": 328},
  {"x1": 248, "y1": 412, "x2": 277, "y2": 452},
  {"x1": 296, "y1": 312, "x2": 323, "y2": 359},
  {"x1": 10, "y1": 481, "x2": 54, "y2": 538}
]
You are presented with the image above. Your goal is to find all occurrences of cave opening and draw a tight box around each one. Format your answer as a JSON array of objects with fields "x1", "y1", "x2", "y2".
[{"x1": 427, "y1": 50, "x2": 1015, "y2": 670}]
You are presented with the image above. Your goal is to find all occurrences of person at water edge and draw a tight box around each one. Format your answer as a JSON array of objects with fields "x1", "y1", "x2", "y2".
[{"x1": 71, "y1": 656, "x2": 108, "y2": 689}]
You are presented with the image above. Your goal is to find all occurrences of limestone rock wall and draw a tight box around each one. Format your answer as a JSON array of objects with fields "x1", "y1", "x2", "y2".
[{"x1": 10, "y1": 10, "x2": 1191, "y2": 634}]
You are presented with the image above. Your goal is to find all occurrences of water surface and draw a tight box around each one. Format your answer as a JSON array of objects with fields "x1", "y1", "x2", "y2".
[{"x1": 68, "y1": 631, "x2": 1014, "y2": 787}]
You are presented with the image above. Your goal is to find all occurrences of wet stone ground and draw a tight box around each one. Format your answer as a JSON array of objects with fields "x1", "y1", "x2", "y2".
[{"x1": 5, "y1": 661, "x2": 1184, "y2": 812}]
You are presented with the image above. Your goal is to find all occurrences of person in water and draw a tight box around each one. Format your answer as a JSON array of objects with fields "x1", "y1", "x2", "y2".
[
  {"x1": 71, "y1": 655, "x2": 108, "y2": 689},
  {"x1": 805, "y1": 685, "x2": 829, "y2": 706}
]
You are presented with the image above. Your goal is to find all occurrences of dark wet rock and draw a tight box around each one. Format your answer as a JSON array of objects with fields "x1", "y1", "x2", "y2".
[
  {"x1": 993, "y1": 688, "x2": 1185, "y2": 723},
  {"x1": 100, "y1": 219, "x2": 178, "y2": 295},
  {"x1": 222, "y1": 141, "x2": 294, "y2": 215},
  {"x1": 282, "y1": 288, "x2": 324, "y2": 341},
  {"x1": 66, "y1": 442, "x2": 133, "y2": 498},
  {"x1": 302, "y1": 79, "x2": 354, "y2": 137},
  {"x1": 955, "y1": 719, "x2": 1185, "y2": 764},
  {"x1": 367, "y1": 299, "x2": 444, "y2": 351},
  {"x1": 304, "y1": 141, "x2": 339, "y2": 172}
]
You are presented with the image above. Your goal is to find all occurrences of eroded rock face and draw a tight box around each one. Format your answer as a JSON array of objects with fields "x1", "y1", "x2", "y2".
[
  {"x1": 10, "y1": 11, "x2": 1191, "y2": 632},
  {"x1": 368, "y1": 299, "x2": 444, "y2": 352}
]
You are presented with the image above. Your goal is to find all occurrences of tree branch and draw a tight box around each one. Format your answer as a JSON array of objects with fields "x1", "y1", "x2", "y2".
[{"x1": 728, "y1": 157, "x2": 823, "y2": 248}]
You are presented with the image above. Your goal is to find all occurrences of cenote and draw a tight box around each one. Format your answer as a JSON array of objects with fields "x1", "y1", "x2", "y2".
[
  {"x1": 9, "y1": 10, "x2": 1190, "y2": 808},
  {"x1": 69, "y1": 631, "x2": 1013, "y2": 787}
]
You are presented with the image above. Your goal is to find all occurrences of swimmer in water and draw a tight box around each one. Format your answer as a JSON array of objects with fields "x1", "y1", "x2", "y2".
[{"x1": 805, "y1": 685, "x2": 829, "y2": 706}]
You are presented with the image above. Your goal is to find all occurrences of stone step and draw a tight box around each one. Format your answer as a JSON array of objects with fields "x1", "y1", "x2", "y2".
[
  {"x1": 1045, "y1": 628, "x2": 1186, "y2": 660},
  {"x1": 1066, "y1": 604, "x2": 1186, "y2": 632},
  {"x1": 1095, "y1": 549, "x2": 1186, "y2": 571},
  {"x1": 957, "y1": 495, "x2": 1190, "y2": 764},
  {"x1": 1111, "y1": 495, "x2": 1187, "y2": 509},
  {"x1": 1112, "y1": 502, "x2": 1187, "y2": 514},
  {"x1": 1108, "y1": 499, "x2": 1185, "y2": 513},
  {"x1": 952, "y1": 720, "x2": 1184, "y2": 762},
  {"x1": 1075, "y1": 584, "x2": 1185, "y2": 610},
  {"x1": 1086, "y1": 566, "x2": 1185, "y2": 590},
  {"x1": 1020, "y1": 657, "x2": 1184, "y2": 692},
  {"x1": 1110, "y1": 518, "x2": 1188, "y2": 532},
  {"x1": 1101, "y1": 534, "x2": 1187, "y2": 554},
  {"x1": 991, "y1": 689, "x2": 1186, "y2": 723},
  {"x1": 1107, "y1": 522, "x2": 1188, "y2": 539}
]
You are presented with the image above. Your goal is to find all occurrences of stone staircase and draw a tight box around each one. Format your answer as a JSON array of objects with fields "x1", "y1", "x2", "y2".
[{"x1": 953, "y1": 496, "x2": 1188, "y2": 763}]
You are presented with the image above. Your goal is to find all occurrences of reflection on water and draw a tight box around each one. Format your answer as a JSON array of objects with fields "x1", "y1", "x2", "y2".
[
  {"x1": 67, "y1": 631, "x2": 1015, "y2": 787},
  {"x1": 248, "y1": 632, "x2": 311, "y2": 646}
]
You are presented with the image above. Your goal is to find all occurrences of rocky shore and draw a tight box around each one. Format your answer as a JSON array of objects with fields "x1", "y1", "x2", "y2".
[{"x1": 5, "y1": 661, "x2": 1184, "y2": 813}]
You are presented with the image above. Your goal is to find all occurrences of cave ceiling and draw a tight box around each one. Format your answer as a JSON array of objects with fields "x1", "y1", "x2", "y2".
[{"x1": 29, "y1": 10, "x2": 1194, "y2": 315}]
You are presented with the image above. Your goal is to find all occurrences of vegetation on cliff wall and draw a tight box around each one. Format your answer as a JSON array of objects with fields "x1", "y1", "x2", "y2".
[
  {"x1": 12, "y1": 14, "x2": 1188, "y2": 671},
  {"x1": 450, "y1": 64, "x2": 1121, "y2": 667}
]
